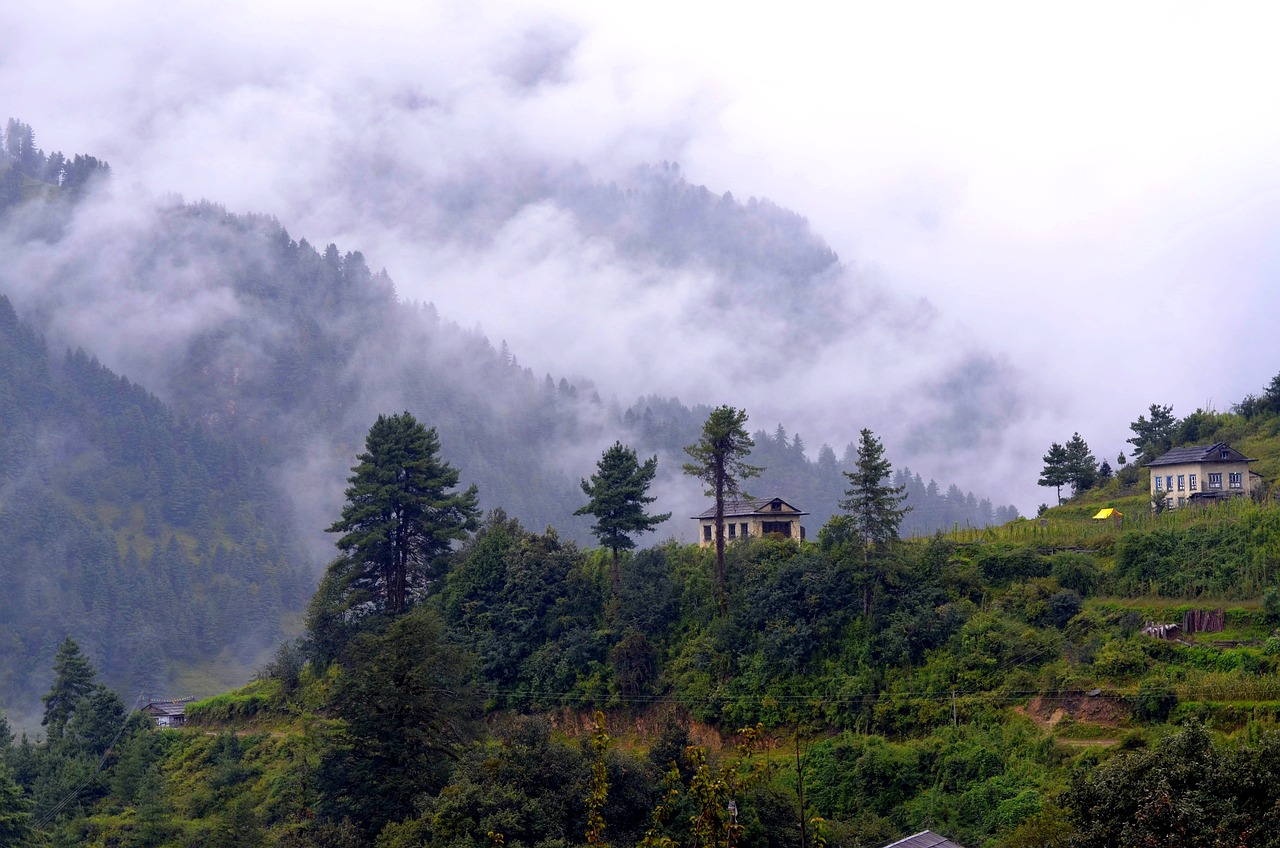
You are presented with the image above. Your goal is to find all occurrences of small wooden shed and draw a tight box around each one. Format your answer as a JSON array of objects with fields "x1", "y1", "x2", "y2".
[{"x1": 143, "y1": 698, "x2": 194, "y2": 728}]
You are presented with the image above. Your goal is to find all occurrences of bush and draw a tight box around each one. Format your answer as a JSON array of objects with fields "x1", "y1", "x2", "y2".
[{"x1": 1133, "y1": 678, "x2": 1177, "y2": 722}]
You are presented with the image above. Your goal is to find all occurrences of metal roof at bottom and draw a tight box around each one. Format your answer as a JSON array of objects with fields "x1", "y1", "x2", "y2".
[{"x1": 881, "y1": 831, "x2": 967, "y2": 848}]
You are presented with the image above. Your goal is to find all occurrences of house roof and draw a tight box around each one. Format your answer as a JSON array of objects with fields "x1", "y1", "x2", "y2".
[
  {"x1": 692, "y1": 497, "x2": 808, "y2": 520},
  {"x1": 143, "y1": 698, "x2": 194, "y2": 717},
  {"x1": 880, "y1": 831, "x2": 967, "y2": 848},
  {"x1": 1145, "y1": 443, "x2": 1256, "y2": 468}
]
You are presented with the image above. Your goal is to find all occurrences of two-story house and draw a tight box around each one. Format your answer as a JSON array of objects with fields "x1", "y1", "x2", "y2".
[
  {"x1": 1144, "y1": 442, "x2": 1258, "y2": 510},
  {"x1": 693, "y1": 497, "x2": 808, "y2": 546}
]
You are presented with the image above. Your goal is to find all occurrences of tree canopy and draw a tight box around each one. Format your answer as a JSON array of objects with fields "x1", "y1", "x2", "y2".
[
  {"x1": 327, "y1": 412, "x2": 480, "y2": 616},
  {"x1": 682, "y1": 406, "x2": 762, "y2": 613},
  {"x1": 838, "y1": 428, "x2": 910, "y2": 615},
  {"x1": 41, "y1": 638, "x2": 97, "y2": 741},
  {"x1": 1127, "y1": 403, "x2": 1176, "y2": 464},
  {"x1": 575, "y1": 442, "x2": 670, "y2": 592}
]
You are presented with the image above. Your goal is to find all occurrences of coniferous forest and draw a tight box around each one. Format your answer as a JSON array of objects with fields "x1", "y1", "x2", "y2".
[{"x1": 5, "y1": 120, "x2": 1280, "y2": 848}]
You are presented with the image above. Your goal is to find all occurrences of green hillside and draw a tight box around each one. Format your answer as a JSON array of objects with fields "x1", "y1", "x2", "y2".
[
  {"x1": 0, "y1": 293, "x2": 311, "y2": 718},
  {"x1": 9, "y1": 386, "x2": 1280, "y2": 847}
]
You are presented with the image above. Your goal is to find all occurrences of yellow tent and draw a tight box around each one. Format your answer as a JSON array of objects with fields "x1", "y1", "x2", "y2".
[{"x1": 1092, "y1": 508, "x2": 1122, "y2": 520}]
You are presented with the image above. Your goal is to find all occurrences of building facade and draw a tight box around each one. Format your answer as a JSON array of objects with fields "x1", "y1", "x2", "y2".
[
  {"x1": 692, "y1": 497, "x2": 808, "y2": 546},
  {"x1": 1144, "y1": 443, "x2": 1257, "y2": 510}
]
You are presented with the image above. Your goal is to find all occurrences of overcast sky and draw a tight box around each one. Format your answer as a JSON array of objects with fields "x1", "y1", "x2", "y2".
[{"x1": 3, "y1": 0, "x2": 1279, "y2": 513}]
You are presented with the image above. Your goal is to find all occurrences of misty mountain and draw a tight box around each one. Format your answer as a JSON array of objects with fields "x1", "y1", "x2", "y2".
[
  {"x1": 0, "y1": 293, "x2": 311, "y2": 715},
  {"x1": 0, "y1": 121, "x2": 1016, "y2": 561}
]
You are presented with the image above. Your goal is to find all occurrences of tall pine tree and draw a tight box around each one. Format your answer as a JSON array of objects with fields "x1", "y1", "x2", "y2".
[
  {"x1": 327, "y1": 412, "x2": 480, "y2": 616},
  {"x1": 839, "y1": 429, "x2": 909, "y2": 616},
  {"x1": 575, "y1": 442, "x2": 670, "y2": 593},
  {"x1": 683, "y1": 406, "x2": 762, "y2": 615}
]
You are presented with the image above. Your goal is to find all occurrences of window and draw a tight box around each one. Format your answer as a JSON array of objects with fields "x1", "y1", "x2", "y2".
[
  {"x1": 1166, "y1": 476, "x2": 1173, "y2": 491},
  {"x1": 761, "y1": 521, "x2": 792, "y2": 538},
  {"x1": 728, "y1": 523, "x2": 736, "y2": 538},
  {"x1": 1178, "y1": 497, "x2": 1186, "y2": 507},
  {"x1": 1221, "y1": 450, "x2": 1230, "y2": 459},
  {"x1": 1189, "y1": 473, "x2": 1197, "y2": 491},
  {"x1": 703, "y1": 524, "x2": 712, "y2": 541},
  {"x1": 1209, "y1": 473, "x2": 1222, "y2": 489},
  {"x1": 1167, "y1": 497, "x2": 1174, "y2": 510},
  {"x1": 741, "y1": 523, "x2": 748, "y2": 538},
  {"x1": 1177, "y1": 475, "x2": 1185, "y2": 491},
  {"x1": 1155, "y1": 476, "x2": 1163, "y2": 491},
  {"x1": 1230, "y1": 472, "x2": 1243, "y2": 489}
]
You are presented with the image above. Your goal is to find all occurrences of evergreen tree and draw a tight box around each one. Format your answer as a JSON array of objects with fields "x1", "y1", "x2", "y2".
[
  {"x1": 327, "y1": 412, "x2": 480, "y2": 615},
  {"x1": 1038, "y1": 442, "x2": 1070, "y2": 505},
  {"x1": 1127, "y1": 403, "x2": 1176, "y2": 464},
  {"x1": 41, "y1": 637, "x2": 96, "y2": 740},
  {"x1": 1064, "y1": 432, "x2": 1098, "y2": 494},
  {"x1": 575, "y1": 442, "x2": 671, "y2": 593},
  {"x1": 839, "y1": 429, "x2": 909, "y2": 616},
  {"x1": 0, "y1": 761, "x2": 34, "y2": 848},
  {"x1": 682, "y1": 406, "x2": 762, "y2": 614}
]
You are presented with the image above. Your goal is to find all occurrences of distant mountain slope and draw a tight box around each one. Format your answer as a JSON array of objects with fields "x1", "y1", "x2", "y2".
[
  {"x1": 1, "y1": 121, "x2": 1018, "y2": 559},
  {"x1": 0, "y1": 294, "x2": 311, "y2": 715}
]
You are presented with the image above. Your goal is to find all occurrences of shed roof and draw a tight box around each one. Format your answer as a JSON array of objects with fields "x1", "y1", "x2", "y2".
[
  {"x1": 1145, "y1": 443, "x2": 1255, "y2": 468},
  {"x1": 692, "y1": 497, "x2": 808, "y2": 520},
  {"x1": 880, "y1": 831, "x2": 967, "y2": 848},
  {"x1": 143, "y1": 699, "x2": 194, "y2": 718}
]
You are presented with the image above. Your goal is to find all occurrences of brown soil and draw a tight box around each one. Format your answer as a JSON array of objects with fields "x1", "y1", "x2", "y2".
[{"x1": 1021, "y1": 692, "x2": 1131, "y2": 728}]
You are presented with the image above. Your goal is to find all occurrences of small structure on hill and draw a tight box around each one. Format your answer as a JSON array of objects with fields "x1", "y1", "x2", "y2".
[
  {"x1": 880, "y1": 831, "x2": 967, "y2": 848},
  {"x1": 143, "y1": 698, "x2": 195, "y2": 728},
  {"x1": 1145, "y1": 443, "x2": 1257, "y2": 510},
  {"x1": 692, "y1": 497, "x2": 807, "y2": 546},
  {"x1": 1092, "y1": 507, "x2": 1122, "y2": 523}
]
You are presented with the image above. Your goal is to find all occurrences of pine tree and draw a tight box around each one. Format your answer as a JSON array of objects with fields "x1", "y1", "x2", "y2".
[
  {"x1": 575, "y1": 442, "x2": 671, "y2": 593},
  {"x1": 41, "y1": 637, "x2": 97, "y2": 740},
  {"x1": 1038, "y1": 442, "x2": 1070, "y2": 505},
  {"x1": 1127, "y1": 403, "x2": 1176, "y2": 464},
  {"x1": 683, "y1": 406, "x2": 762, "y2": 614},
  {"x1": 327, "y1": 412, "x2": 480, "y2": 616},
  {"x1": 0, "y1": 761, "x2": 34, "y2": 848},
  {"x1": 1064, "y1": 432, "x2": 1098, "y2": 494},
  {"x1": 839, "y1": 429, "x2": 909, "y2": 616}
]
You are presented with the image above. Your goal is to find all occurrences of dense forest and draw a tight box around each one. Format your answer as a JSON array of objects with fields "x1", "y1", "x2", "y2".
[
  {"x1": 12, "y1": 119, "x2": 1280, "y2": 847},
  {"x1": 0, "y1": 291, "x2": 311, "y2": 714},
  {"x1": 0, "y1": 118, "x2": 1020, "y2": 721},
  {"x1": 4, "y1": 370, "x2": 1280, "y2": 846}
]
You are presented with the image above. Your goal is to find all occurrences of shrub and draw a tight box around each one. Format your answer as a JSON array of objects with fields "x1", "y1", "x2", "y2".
[{"x1": 1133, "y1": 678, "x2": 1177, "y2": 723}]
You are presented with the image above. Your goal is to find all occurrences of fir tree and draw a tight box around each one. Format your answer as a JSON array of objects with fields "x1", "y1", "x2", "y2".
[
  {"x1": 327, "y1": 412, "x2": 480, "y2": 615},
  {"x1": 1038, "y1": 442, "x2": 1070, "y2": 505},
  {"x1": 575, "y1": 442, "x2": 671, "y2": 593},
  {"x1": 683, "y1": 406, "x2": 762, "y2": 614},
  {"x1": 839, "y1": 429, "x2": 910, "y2": 616},
  {"x1": 41, "y1": 637, "x2": 96, "y2": 741}
]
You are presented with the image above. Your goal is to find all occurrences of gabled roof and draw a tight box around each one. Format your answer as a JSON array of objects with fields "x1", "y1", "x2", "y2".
[
  {"x1": 1145, "y1": 442, "x2": 1256, "y2": 468},
  {"x1": 143, "y1": 698, "x2": 194, "y2": 717},
  {"x1": 881, "y1": 831, "x2": 967, "y2": 848},
  {"x1": 691, "y1": 497, "x2": 808, "y2": 520}
]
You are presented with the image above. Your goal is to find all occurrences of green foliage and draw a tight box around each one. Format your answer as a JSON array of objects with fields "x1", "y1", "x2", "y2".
[
  {"x1": 576, "y1": 442, "x2": 670, "y2": 592},
  {"x1": 320, "y1": 606, "x2": 478, "y2": 834},
  {"x1": 839, "y1": 429, "x2": 910, "y2": 553},
  {"x1": 1127, "y1": 402, "x2": 1177, "y2": 465},
  {"x1": 1064, "y1": 723, "x2": 1280, "y2": 847},
  {"x1": 683, "y1": 406, "x2": 762, "y2": 612},
  {"x1": 1133, "y1": 677, "x2": 1178, "y2": 723},
  {"x1": 328, "y1": 411, "x2": 480, "y2": 616},
  {"x1": 41, "y1": 637, "x2": 97, "y2": 740},
  {"x1": 1039, "y1": 442, "x2": 1070, "y2": 504}
]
